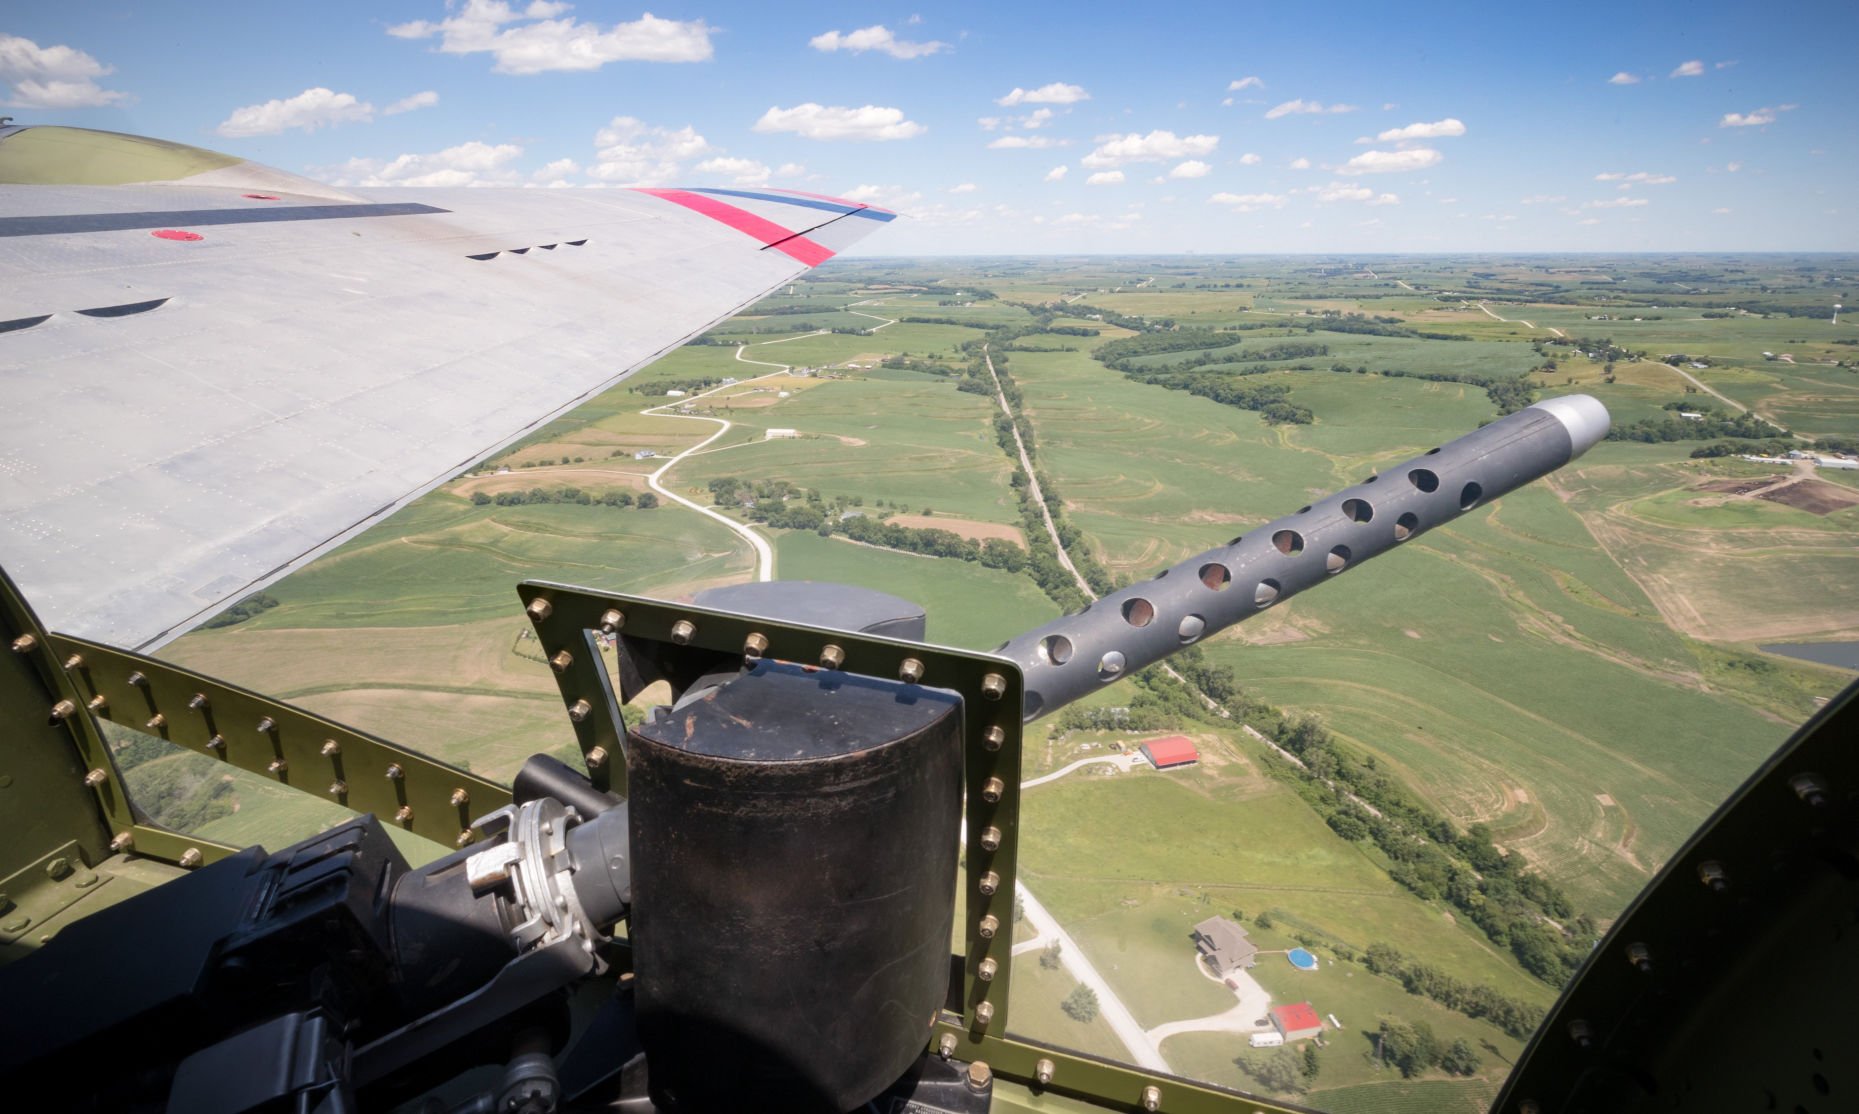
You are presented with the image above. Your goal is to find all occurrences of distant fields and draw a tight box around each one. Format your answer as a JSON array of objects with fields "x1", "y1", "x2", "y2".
[{"x1": 153, "y1": 255, "x2": 1857, "y2": 1114}]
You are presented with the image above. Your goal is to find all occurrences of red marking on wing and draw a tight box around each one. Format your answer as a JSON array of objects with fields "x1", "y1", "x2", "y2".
[
  {"x1": 633, "y1": 188, "x2": 834, "y2": 266},
  {"x1": 151, "y1": 229, "x2": 202, "y2": 241}
]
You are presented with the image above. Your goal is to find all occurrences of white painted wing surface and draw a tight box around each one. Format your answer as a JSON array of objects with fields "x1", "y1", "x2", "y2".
[{"x1": 0, "y1": 175, "x2": 893, "y2": 648}]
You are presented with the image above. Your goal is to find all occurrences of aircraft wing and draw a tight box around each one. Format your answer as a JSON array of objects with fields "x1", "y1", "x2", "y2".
[{"x1": 0, "y1": 127, "x2": 893, "y2": 650}]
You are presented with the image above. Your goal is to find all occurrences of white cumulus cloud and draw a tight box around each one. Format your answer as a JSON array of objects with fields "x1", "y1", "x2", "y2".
[
  {"x1": 842, "y1": 184, "x2": 922, "y2": 210},
  {"x1": 1289, "y1": 156, "x2": 1311, "y2": 169},
  {"x1": 327, "y1": 140, "x2": 524, "y2": 188},
  {"x1": 217, "y1": 87, "x2": 373, "y2": 137},
  {"x1": 949, "y1": 182, "x2": 977, "y2": 193},
  {"x1": 589, "y1": 116, "x2": 712, "y2": 182},
  {"x1": 696, "y1": 156, "x2": 775, "y2": 185},
  {"x1": 0, "y1": 33, "x2": 129, "y2": 108},
  {"x1": 755, "y1": 103, "x2": 925, "y2": 141},
  {"x1": 1337, "y1": 147, "x2": 1442, "y2": 175},
  {"x1": 384, "y1": 90, "x2": 440, "y2": 115},
  {"x1": 1238, "y1": 152, "x2": 1262, "y2": 165},
  {"x1": 1595, "y1": 171, "x2": 1677, "y2": 187},
  {"x1": 809, "y1": 25, "x2": 947, "y2": 59},
  {"x1": 1376, "y1": 118, "x2": 1465, "y2": 141},
  {"x1": 1228, "y1": 76, "x2": 1263, "y2": 91},
  {"x1": 996, "y1": 82, "x2": 1089, "y2": 106},
  {"x1": 1044, "y1": 165, "x2": 1069, "y2": 182},
  {"x1": 1082, "y1": 130, "x2": 1218, "y2": 168},
  {"x1": 1607, "y1": 71, "x2": 1641, "y2": 85},
  {"x1": 1168, "y1": 160, "x2": 1212, "y2": 179},
  {"x1": 1584, "y1": 196, "x2": 1650, "y2": 209},
  {"x1": 1086, "y1": 170, "x2": 1125, "y2": 186},
  {"x1": 1317, "y1": 183, "x2": 1400, "y2": 205},
  {"x1": 1264, "y1": 99, "x2": 1358, "y2": 119},
  {"x1": 1670, "y1": 59, "x2": 1704, "y2": 77},
  {"x1": 1209, "y1": 191, "x2": 1286, "y2": 211},
  {"x1": 987, "y1": 135, "x2": 1066, "y2": 149},
  {"x1": 388, "y1": 2, "x2": 711, "y2": 74},
  {"x1": 1720, "y1": 107, "x2": 1776, "y2": 127}
]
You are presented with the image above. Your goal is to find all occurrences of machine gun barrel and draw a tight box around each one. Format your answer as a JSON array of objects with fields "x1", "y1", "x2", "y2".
[{"x1": 999, "y1": 395, "x2": 1610, "y2": 721}]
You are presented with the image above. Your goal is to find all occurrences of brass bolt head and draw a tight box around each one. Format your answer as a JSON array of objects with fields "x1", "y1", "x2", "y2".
[
  {"x1": 568, "y1": 699, "x2": 593, "y2": 723},
  {"x1": 394, "y1": 805, "x2": 414, "y2": 824},
  {"x1": 108, "y1": 831, "x2": 134, "y2": 854},
  {"x1": 550, "y1": 650, "x2": 574, "y2": 673},
  {"x1": 1697, "y1": 860, "x2": 1728, "y2": 892},
  {"x1": 320, "y1": 739, "x2": 341, "y2": 757},
  {"x1": 1034, "y1": 1059, "x2": 1055, "y2": 1086},
  {"x1": 980, "y1": 673, "x2": 1006, "y2": 700},
  {"x1": 1626, "y1": 942, "x2": 1653, "y2": 973},
  {"x1": 981, "y1": 777, "x2": 1004, "y2": 803},
  {"x1": 62, "y1": 653, "x2": 84, "y2": 670},
  {"x1": 455, "y1": 830, "x2": 475, "y2": 848},
  {"x1": 965, "y1": 1060, "x2": 992, "y2": 1092},
  {"x1": 385, "y1": 763, "x2": 405, "y2": 781},
  {"x1": 898, "y1": 657, "x2": 924, "y2": 684},
  {"x1": 978, "y1": 871, "x2": 1000, "y2": 896},
  {"x1": 179, "y1": 848, "x2": 203, "y2": 869},
  {"x1": 145, "y1": 713, "x2": 166, "y2": 730},
  {"x1": 743, "y1": 631, "x2": 769, "y2": 659},
  {"x1": 83, "y1": 768, "x2": 108, "y2": 787},
  {"x1": 126, "y1": 671, "x2": 148, "y2": 688},
  {"x1": 977, "y1": 958, "x2": 998, "y2": 981},
  {"x1": 983, "y1": 726, "x2": 1005, "y2": 752},
  {"x1": 86, "y1": 694, "x2": 108, "y2": 712},
  {"x1": 255, "y1": 716, "x2": 276, "y2": 734},
  {"x1": 526, "y1": 598, "x2": 553, "y2": 621},
  {"x1": 586, "y1": 746, "x2": 609, "y2": 769},
  {"x1": 819, "y1": 643, "x2": 845, "y2": 670},
  {"x1": 207, "y1": 734, "x2": 226, "y2": 751},
  {"x1": 980, "y1": 826, "x2": 1002, "y2": 852},
  {"x1": 9, "y1": 633, "x2": 36, "y2": 654},
  {"x1": 450, "y1": 788, "x2": 471, "y2": 808},
  {"x1": 48, "y1": 699, "x2": 76, "y2": 722},
  {"x1": 973, "y1": 1001, "x2": 994, "y2": 1028},
  {"x1": 977, "y1": 914, "x2": 999, "y2": 939},
  {"x1": 1141, "y1": 1085, "x2": 1162, "y2": 1111},
  {"x1": 267, "y1": 759, "x2": 288, "y2": 776},
  {"x1": 187, "y1": 693, "x2": 209, "y2": 710},
  {"x1": 669, "y1": 619, "x2": 696, "y2": 646},
  {"x1": 599, "y1": 608, "x2": 625, "y2": 632},
  {"x1": 328, "y1": 780, "x2": 348, "y2": 797},
  {"x1": 937, "y1": 1033, "x2": 957, "y2": 1060}
]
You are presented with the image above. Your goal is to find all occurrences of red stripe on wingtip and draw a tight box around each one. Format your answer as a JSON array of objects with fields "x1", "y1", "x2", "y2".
[{"x1": 634, "y1": 187, "x2": 835, "y2": 266}]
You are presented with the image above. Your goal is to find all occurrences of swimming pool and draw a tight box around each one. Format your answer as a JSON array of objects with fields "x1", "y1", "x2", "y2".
[{"x1": 1287, "y1": 947, "x2": 1318, "y2": 971}]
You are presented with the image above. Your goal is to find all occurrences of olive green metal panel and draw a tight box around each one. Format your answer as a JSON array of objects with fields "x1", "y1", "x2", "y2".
[{"x1": 44, "y1": 633, "x2": 513, "y2": 853}]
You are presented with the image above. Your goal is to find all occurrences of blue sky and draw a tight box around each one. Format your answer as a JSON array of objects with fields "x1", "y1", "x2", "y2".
[{"x1": 4, "y1": 1, "x2": 1854, "y2": 253}]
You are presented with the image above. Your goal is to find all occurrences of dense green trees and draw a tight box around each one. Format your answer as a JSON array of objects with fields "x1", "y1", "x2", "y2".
[{"x1": 1061, "y1": 984, "x2": 1099, "y2": 1022}]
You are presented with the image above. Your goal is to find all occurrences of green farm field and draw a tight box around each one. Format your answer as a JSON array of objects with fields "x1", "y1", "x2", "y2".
[{"x1": 148, "y1": 254, "x2": 1856, "y2": 1114}]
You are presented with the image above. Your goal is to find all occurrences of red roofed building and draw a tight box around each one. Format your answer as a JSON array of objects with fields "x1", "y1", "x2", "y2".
[
  {"x1": 1140, "y1": 735, "x2": 1199, "y2": 769},
  {"x1": 1270, "y1": 1002, "x2": 1324, "y2": 1042}
]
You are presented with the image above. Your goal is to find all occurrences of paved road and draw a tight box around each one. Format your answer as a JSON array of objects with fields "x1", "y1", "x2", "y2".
[
  {"x1": 640, "y1": 362, "x2": 789, "y2": 581},
  {"x1": 1014, "y1": 881, "x2": 1172, "y2": 1072},
  {"x1": 1146, "y1": 953, "x2": 1273, "y2": 1046}
]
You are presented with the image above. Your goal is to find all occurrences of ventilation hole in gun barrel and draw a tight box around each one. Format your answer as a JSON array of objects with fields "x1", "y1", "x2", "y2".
[
  {"x1": 1296, "y1": 505, "x2": 1312, "y2": 515},
  {"x1": 1327, "y1": 545, "x2": 1351, "y2": 574},
  {"x1": 1179, "y1": 614, "x2": 1206, "y2": 643},
  {"x1": 1426, "y1": 446, "x2": 1442, "y2": 455},
  {"x1": 1394, "y1": 512, "x2": 1419, "y2": 541},
  {"x1": 1408, "y1": 468, "x2": 1439, "y2": 493},
  {"x1": 1342, "y1": 498, "x2": 1374, "y2": 523},
  {"x1": 1254, "y1": 579, "x2": 1281, "y2": 607},
  {"x1": 1122, "y1": 598, "x2": 1155, "y2": 627},
  {"x1": 1227, "y1": 534, "x2": 1245, "y2": 546},
  {"x1": 1022, "y1": 691, "x2": 1044, "y2": 721},
  {"x1": 1460, "y1": 481, "x2": 1483, "y2": 511},
  {"x1": 1200, "y1": 563, "x2": 1232, "y2": 590},
  {"x1": 1364, "y1": 474, "x2": 1379, "y2": 483},
  {"x1": 1097, "y1": 651, "x2": 1126, "y2": 680},
  {"x1": 1039, "y1": 635, "x2": 1074, "y2": 666},
  {"x1": 1272, "y1": 530, "x2": 1304, "y2": 555}
]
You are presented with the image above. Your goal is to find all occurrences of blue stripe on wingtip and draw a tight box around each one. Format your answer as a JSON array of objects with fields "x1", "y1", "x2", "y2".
[{"x1": 686, "y1": 188, "x2": 896, "y2": 221}]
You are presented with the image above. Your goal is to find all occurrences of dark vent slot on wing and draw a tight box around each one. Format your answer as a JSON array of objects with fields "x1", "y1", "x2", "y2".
[
  {"x1": 76, "y1": 298, "x2": 170, "y2": 319},
  {"x1": 538, "y1": 243, "x2": 558, "y2": 250},
  {"x1": 566, "y1": 239, "x2": 587, "y2": 246},
  {"x1": 508, "y1": 247, "x2": 530, "y2": 255},
  {"x1": 0, "y1": 314, "x2": 52, "y2": 334},
  {"x1": 466, "y1": 251, "x2": 500, "y2": 261}
]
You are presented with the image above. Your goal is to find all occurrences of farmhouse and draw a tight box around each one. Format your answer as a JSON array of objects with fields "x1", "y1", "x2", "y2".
[
  {"x1": 1269, "y1": 1002, "x2": 1325, "y2": 1042},
  {"x1": 1192, "y1": 916, "x2": 1259, "y2": 974},
  {"x1": 1141, "y1": 735, "x2": 1199, "y2": 769},
  {"x1": 765, "y1": 428, "x2": 800, "y2": 440}
]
